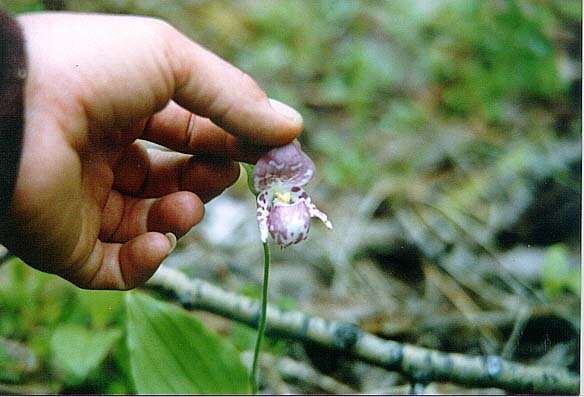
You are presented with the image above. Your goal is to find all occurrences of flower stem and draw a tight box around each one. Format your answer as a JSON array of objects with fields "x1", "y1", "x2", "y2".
[{"x1": 250, "y1": 241, "x2": 270, "y2": 394}]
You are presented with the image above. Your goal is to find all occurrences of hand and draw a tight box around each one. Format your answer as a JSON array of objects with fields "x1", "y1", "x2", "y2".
[{"x1": 2, "y1": 13, "x2": 302, "y2": 289}]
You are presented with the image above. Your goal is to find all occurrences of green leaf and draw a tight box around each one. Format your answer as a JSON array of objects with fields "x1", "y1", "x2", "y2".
[
  {"x1": 76, "y1": 289, "x2": 124, "y2": 329},
  {"x1": 125, "y1": 292, "x2": 249, "y2": 394},
  {"x1": 542, "y1": 244, "x2": 580, "y2": 300},
  {"x1": 0, "y1": 338, "x2": 38, "y2": 382},
  {"x1": 241, "y1": 163, "x2": 257, "y2": 196},
  {"x1": 50, "y1": 324, "x2": 121, "y2": 385},
  {"x1": 3, "y1": 0, "x2": 44, "y2": 14}
]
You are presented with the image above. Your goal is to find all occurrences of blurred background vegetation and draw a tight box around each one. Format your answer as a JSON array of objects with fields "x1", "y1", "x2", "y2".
[{"x1": 0, "y1": 0, "x2": 580, "y2": 394}]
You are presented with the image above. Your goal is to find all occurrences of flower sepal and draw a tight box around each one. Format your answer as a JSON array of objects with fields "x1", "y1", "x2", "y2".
[{"x1": 253, "y1": 143, "x2": 332, "y2": 247}]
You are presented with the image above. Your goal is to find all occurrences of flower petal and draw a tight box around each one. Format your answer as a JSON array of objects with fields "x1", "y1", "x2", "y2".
[
  {"x1": 253, "y1": 142, "x2": 315, "y2": 191},
  {"x1": 256, "y1": 190, "x2": 271, "y2": 243},
  {"x1": 267, "y1": 200, "x2": 311, "y2": 247},
  {"x1": 304, "y1": 196, "x2": 333, "y2": 229}
]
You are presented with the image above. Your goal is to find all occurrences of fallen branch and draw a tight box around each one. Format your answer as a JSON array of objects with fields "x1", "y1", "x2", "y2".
[
  {"x1": 241, "y1": 351, "x2": 355, "y2": 394},
  {"x1": 146, "y1": 267, "x2": 579, "y2": 395}
]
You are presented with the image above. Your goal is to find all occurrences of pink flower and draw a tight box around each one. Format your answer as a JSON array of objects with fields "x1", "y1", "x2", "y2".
[{"x1": 254, "y1": 142, "x2": 332, "y2": 247}]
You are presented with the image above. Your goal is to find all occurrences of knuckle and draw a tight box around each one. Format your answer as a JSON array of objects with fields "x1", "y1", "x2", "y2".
[
  {"x1": 238, "y1": 70, "x2": 267, "y2": 102},
  {"x1": 150, "y1": 20, "x2": 190, "y2": 88},
  {"x1": 143, "y1": 18, "x2": 188, "y2": 97},
  {"x1": 150, "y1": 18, "x2": 182, "y2": 57},
  {"x1": 148, "y1": 17, "x2": 178, "y2": 38}
]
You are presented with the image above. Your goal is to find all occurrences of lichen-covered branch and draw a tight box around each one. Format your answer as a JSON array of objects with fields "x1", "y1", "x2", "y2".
[{"x1": 146, "y1": 267, "x2": 579, "y2": 395}]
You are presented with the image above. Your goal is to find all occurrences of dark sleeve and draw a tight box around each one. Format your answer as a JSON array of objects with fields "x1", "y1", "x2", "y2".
[{"x1": 0, "y1": 10, "x2": 26, "y2": 220}]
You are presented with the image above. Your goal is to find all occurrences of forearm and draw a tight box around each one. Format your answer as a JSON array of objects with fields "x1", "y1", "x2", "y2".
[{"x1": 0, "y1": 9, "x2": 26, "y2": 225}]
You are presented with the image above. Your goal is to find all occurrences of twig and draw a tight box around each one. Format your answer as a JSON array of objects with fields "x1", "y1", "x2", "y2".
[
  {"x1": 407, "y1": 306, "x2": 554, "y2": 333},
  {"x1": 422, "y1": 262, "x2": 501, "y2": 352},
  {"x1": 416, "y1": 201, "x2": 543, "y2": 303},
  {"x1": 0, "y1": 246, "x2": 11, "y2": 264},
  {"x1": 410, "y1": 382, "x2": 426, "y2": 395},
  {"x1": 146, "y1": 267, "x2": 580, "y2": 395},
  {"x1": 501, "y1": 305, "x2": 531, "y2": 360},
  {"x1": 241, "y1": 351, "x2": 355, "y2": 394},
  {"x1": 0, "y1": 382, "x2": 55, "y2": 395},
  {"x1": 241, "y1": 351, "x2": 292, "y2": 394}
]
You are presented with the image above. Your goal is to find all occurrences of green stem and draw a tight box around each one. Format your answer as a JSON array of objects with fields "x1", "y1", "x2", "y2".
[{"x1": 250, "y1": 242, "x2": 270, "y2": 394}]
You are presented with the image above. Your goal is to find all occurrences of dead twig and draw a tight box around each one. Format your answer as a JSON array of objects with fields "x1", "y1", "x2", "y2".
[
  {"x1": 146, "y1": 267, "x2": 580, "y2": 394},
  {"x1": 241, "y1": 351, "x2": 355, "y2": 394}
]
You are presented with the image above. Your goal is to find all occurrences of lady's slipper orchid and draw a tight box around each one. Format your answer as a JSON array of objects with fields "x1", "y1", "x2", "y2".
[{"x1": 253, "y1": 142, "x2": 332, "y2": 247}]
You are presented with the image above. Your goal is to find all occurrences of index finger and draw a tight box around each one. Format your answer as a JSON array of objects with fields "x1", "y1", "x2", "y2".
[
  {"x1": 142, "y1": 100, "x2": 271, "y2": 163},
  {"x1": 164, "y1": 25, "x2": 303, "y2": 146}
]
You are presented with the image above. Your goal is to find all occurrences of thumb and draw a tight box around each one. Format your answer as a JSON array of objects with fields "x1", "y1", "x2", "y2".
[{"x1": 168, "y1": 31, "x2": 303, "y2": 146}]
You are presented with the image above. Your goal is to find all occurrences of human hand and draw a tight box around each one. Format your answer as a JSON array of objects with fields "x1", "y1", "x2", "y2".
[{"x1": 2, "y1": 12, "x2": 302, "y2": 289}]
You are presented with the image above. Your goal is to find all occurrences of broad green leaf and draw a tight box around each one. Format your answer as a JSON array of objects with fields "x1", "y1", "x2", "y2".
[
  {"x1": 76, "y1": 289, "x2": 124, "y2": 329},
  {"x1": 126, "y1": 292, "x2": 249, "y2": 394},
  {"x1": 50, "y1": 324, "x2": 121, "y2": 385}
]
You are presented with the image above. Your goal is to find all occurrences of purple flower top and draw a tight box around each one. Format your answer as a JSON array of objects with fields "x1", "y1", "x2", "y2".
[
  {"x1": 254, "y1": 142, "x2": 332, "y2": 247},
  {"x1": 253, "y1": 141, "x2": 315, "y2": 191}
]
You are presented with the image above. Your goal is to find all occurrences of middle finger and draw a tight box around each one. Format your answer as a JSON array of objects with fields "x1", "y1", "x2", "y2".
[{"x1": 112, "y1": 143, "x2": 240, "y2": 202}]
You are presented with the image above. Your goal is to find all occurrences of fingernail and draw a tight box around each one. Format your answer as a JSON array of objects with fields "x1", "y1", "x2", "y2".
[
  {"x1": 269, "y1": 98, "x2": 303, "y2": 123},
  {"x1": 165, "y1": 232, "x2": 177, "y2": 254}
]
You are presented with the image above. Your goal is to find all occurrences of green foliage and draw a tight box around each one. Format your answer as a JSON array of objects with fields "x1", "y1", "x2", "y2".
[
  {"x1": 50, "y1": 325, "x2": 121, "y2": 385},
  {"x1": 0, "y1": 338, "x2": 37, "y2": 383},
  {"x1": 428, "y1": 0, "x2": 563, "y2": 121},
  {"x1": 125, "y1": 292, "x2": 249, "y2": 394},
  {"x1": 242, "y1": 163, "x2": 257, "y2": 195},
  {"x1": 0, "y1": 258, "x2": 130, "y2": 393},
  {"x1": 0, "y1": 257, "x2": 73, "y2": 341},
  {"x1": 0, "y1": 0, "x2": 580, "y2": 393},
  {"x1": 76, "y1": 289, "x2": 124, "y2": 330},
  {"x1": 0, "y1": 0, "x2": 44, "y2": 13},
  {"x1": 312, "y1": 130, "x2": 376, "y2": 189},
  {"x1": 542, "y1": 244, "x2": 580, "y2": 300}
]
